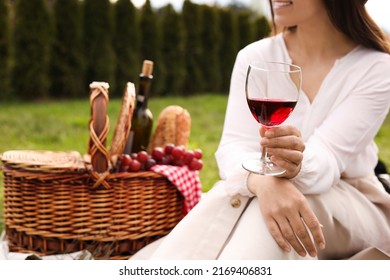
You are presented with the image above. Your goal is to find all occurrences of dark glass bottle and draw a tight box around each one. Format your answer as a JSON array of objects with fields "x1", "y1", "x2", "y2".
[{"x1": 124, "y1": 60, "x2": 154, "y2": 154}]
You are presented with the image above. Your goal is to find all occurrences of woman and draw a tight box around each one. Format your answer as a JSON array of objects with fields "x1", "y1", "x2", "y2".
[{"x1": 132, "y1": 0, "x2": 390, "y2": 259}]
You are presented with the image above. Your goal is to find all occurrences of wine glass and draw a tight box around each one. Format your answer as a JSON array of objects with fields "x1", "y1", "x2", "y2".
[{"x1": 242, "y1": 60, "x2": 302, "y2": 176}]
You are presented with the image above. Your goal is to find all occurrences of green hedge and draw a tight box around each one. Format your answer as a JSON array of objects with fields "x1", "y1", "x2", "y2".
[
  {"x1": 2, "y1": 0, "x2": 270, "y2": 101},
  {"x1": 0, "y1": 0, "x2": 11, "y2": 99}
]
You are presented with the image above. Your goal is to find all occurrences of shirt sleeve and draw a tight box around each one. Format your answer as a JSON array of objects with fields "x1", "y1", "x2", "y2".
[
  {"x1": 215, "y1": 48, "x2": 264, "y2": 197},
  {"x1": 292, "y1": 55, "x2": 390, "y2": 194}
]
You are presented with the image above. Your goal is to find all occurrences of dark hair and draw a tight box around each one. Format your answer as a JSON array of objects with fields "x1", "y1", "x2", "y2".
[{"x1": 268, "y1": 0, "x2": 390, "y2": 54}]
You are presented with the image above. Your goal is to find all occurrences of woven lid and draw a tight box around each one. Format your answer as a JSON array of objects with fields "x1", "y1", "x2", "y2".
[
  {"x1": 109, "y1": 82, "x2": 136, "y2": 159},
  {"x1": 1, "y1": 150, "x2": 86, "y2": 172}
]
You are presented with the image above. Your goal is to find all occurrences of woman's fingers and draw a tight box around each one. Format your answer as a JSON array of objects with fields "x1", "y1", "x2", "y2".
[
  {"x1": 300, "y1": 205, "x2": 326, "y2": 251},
  {"x1": 266, "y1": 147, "x2": 303, "y2": 178},
  {"x1": 287, "y1": 216, "x2": 318, "y2": 257},
  {"x1": 260, "y1": 125, "x2": 305, "y2": 178},
  {"x1": 267, "y1": 147, "x2": 303, "y2": 166},
  {"x1": 262, "y1": 125, "x2": 302, "y2": 139},
  {"x1": 261, "y1": 125, "x2": 305, "y2": 151},
  {"x1": 266, "y1": 218, "x2": 292, "y2": 253},
  {"x1": 261, "y1": 134, "x2": 305, "y2": 153},
  {"x1": 268, "y1": 216, "x2": 316, "y2": 257},
  {"x1": 276, "y1": 218, "x2": 308, "y2": 257}
]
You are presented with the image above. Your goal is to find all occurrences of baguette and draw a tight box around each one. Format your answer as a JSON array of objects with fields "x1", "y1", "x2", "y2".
[{"x1": 88, "y1": 81, "x2": 110, "y2": 173}]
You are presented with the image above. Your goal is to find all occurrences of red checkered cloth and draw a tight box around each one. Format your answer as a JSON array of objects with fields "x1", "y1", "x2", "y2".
[{"x1": 151, "y1": 165, "x2": 202, "y2": 215}]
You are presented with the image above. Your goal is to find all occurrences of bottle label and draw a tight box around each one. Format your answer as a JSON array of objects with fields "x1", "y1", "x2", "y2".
[
  {"x1": 123, "y1": 131, "x2": 135, "y2": 154},
  {"x1": 137, "y1": 95, "x2": 145, "y2": 103}
]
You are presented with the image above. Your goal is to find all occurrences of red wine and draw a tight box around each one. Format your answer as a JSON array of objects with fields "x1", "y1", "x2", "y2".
[{"x1": 247, "y1": 98, "x2": 297, "y2": 127}]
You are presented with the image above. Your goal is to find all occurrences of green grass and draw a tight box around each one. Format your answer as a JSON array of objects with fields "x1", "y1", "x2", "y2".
[{"x1": 0, "y1": 94, "x2": 389, "y2": 234}]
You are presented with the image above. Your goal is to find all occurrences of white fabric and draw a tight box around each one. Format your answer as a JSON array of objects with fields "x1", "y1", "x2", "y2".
[
  {"x1": 0, "y1": 231, "x2": 94, "y2": 260},
  {"x1": 131, "y1": 175, "x2": 390, "y2": 260},
  {"x1": 130, "y1": 34, "x2": 390, "y2": 260},
  {"x1": 216, "y1": 33, "x2": 390, "y2": 195}
]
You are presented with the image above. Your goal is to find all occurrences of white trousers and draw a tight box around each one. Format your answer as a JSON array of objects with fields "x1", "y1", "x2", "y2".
[{"x1": 132, "y1": 174, "x2": 390, "y2": 260}]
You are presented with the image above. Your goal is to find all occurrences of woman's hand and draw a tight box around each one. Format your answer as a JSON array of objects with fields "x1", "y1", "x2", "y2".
[
  {"x1": 260, "y1": 125, "x2": 305, "y2": 179},
  {"x1": 248, "y1": 175, "x2": 326, "y2": 257}
]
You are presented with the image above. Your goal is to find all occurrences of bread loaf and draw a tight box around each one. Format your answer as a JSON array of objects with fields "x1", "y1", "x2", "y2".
[{"x1": 147, "y1": 105, "x2": 191, "y2": 152}]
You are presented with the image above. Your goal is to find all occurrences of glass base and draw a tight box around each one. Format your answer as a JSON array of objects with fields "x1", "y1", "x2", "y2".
[{"x1": 242, "y1": 158, "x2": 286, "y2": 176}]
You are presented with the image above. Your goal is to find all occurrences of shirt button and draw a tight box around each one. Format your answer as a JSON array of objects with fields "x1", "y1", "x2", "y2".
[{"x1": 230, "y1": 197, "x2": 241, "y2": 208}]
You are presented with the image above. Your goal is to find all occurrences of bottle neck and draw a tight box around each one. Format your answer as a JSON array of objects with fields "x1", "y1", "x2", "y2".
[{"x1": 136, "y1": 75, "x2": 152, "y2": 109}]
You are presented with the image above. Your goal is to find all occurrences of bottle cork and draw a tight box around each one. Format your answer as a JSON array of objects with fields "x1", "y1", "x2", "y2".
[{"x1": 142, "y1": 60, "x2": 154, "y2": 77}]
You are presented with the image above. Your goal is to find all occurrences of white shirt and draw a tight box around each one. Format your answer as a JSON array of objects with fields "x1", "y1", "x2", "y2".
[{"x1": 215, "y1": 33, "x2": 390, "y2": 196}]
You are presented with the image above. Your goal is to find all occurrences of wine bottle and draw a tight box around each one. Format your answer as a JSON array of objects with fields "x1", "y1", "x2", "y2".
[{"x1": 124, "y1": 60, "x2": 154, "y2": 154}]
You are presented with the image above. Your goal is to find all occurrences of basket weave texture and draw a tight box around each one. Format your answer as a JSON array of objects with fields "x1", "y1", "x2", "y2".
[
  {"x1": 2, "y1": 151, "x2": 184, "y2": 259},
  {"x1": 1, "y1": 83, "x2": 185, "y2": 259}
]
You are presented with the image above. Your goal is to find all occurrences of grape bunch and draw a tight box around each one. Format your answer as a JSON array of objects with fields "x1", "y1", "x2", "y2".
[{"x1": 117, "y1": 144, "x2": 203, "y2": 172}]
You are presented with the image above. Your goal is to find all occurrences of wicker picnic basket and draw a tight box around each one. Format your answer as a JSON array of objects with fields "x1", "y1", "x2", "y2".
[{"x1": 1, "y1": 82, "x2": 185, "y2": 259}]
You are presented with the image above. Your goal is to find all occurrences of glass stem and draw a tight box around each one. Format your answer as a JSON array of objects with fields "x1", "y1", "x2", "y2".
[
  {"x1": 261, "y1": 146, "x2": 267, "y2": 162},
  {"x1": 261, "y1": 146, "x2": 267, "y2": 173}
]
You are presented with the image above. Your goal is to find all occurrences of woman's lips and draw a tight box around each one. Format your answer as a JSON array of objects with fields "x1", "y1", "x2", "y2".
[{"x1": 272, "y1": 1, "x2": 293, "y2": 9}]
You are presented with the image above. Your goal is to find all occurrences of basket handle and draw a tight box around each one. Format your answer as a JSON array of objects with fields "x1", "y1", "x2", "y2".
[{"x1": 88, "y1": 82, "x2": 110, "y2": 173}]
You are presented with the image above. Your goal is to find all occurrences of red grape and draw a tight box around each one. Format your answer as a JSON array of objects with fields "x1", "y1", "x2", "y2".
[
  {"x1": 183, "y1": 150, "x2": 195, "y2": 165},
  {"x1": 120, "y1": 154, "x2": 132, "y2": 166},
  {"x1": 137, "y1": 151, "x2": 149, "y2": 163},
  {"x1": 116, "y1": 146, "x2": 204, "y2": 172},
  {"x1": 161, "y1": 155, "x2": 173, "y2": 165},
  {"x1": 172, "y1": 146, "x2": 185, "y2": 159},
  {"x1": 173, "y1": 158, "x2": 185, "y2": 167},
  {"x1": 151, "y1": 147, "x2": 165, "y2": 162},
  {"x1": 189, "y1": 158, "x2": 203, "y2": 171},
  {"x1": 145, "y1": 158, "x2": 157, "y2": 170},
  {"x1": 130, "y1": 153, "x2": 138, "y2": 160},
  {"x1": 164, "y1": 144, "x2": 175, "y2": 155},
  {"x1": 129, "y1": 159, "x2": 142, "y2": 172},
  {"x1": 119, "y1": 154, "x2": 132, "y2": 172},
  {"x1": 193, "y1": 149, "x2": 203, "y2": 159}
]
